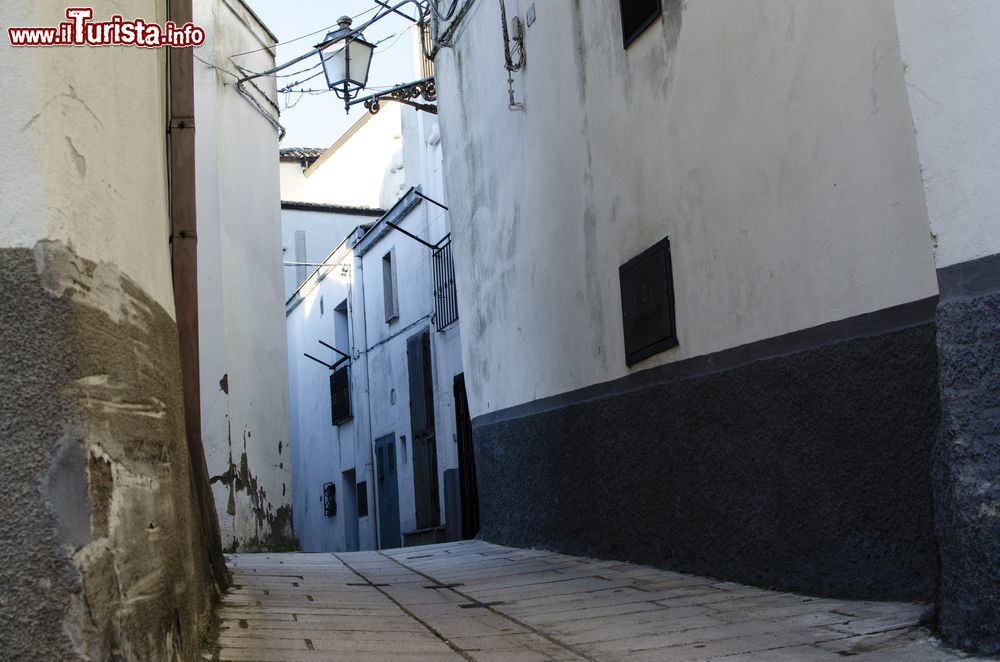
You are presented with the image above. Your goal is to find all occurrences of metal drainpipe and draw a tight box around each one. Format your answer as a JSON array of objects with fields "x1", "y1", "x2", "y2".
[
  {"x1": 167, "y1": 0, "x2": 229, "y2": 589},
  {"x1": 354, "y1": 251, "x2": 381, "y2": 550}
]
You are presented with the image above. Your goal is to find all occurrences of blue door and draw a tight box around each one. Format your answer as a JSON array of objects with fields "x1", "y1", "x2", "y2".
[{"x1": 374, "y1": 433, "x2": 401, "y2": 549}]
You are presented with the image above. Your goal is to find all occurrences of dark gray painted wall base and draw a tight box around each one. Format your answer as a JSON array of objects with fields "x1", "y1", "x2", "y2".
[
  {"x1": 472, "y1": 311, "x2": 940, "y2": 600},
  {"x1": 934, "y1": 253, "x2": 1000, "y2": 654}
]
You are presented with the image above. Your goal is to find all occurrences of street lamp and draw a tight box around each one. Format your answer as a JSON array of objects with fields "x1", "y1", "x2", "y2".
[{"x1": 318, "y1": 16, "x2": 376, "y2": 113}]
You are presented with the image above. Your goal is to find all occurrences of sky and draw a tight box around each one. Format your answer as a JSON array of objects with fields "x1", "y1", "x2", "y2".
[{"x1": 240, "y1": 0, "x2": 421, "y2": 148}]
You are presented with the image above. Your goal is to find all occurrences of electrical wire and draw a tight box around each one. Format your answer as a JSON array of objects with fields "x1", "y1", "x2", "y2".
[{"x1": 229, "y1": 5, "x2": 381, "y2": 59}]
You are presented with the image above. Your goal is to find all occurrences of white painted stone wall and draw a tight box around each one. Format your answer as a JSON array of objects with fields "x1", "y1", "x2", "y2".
[
  {"x1": 279, "y1": 106, "x2": 407, "y2": 208},
  {"x1": 434, "y1": 0, "x2": 939, "y2": 417},
  {"x1": 356, "y1": 193, "x2": 461, "y2": 546},
  {"x1": 193, "y1": 0, "x2": 292, "y2": 550},
  {"x1": 280, "y1": 207, "x2": 381, "y2": 301},
  {"x1": 286, "y1": 240, "x2": 358, "y2": 552},
  {"x1": 1, "y1": 0, "x2": 174, "y2": 311},
  {"x1": 893, "y1": 0, "x2": 1000, "y2": 268},
  {"x1": 286, "y1": 98, "x2": 461, "y2": 552}
]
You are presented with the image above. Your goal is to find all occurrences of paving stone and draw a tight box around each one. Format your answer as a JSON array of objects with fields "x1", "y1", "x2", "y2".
[{"x1": 205, "y1": 541, "x2": 984, "y2": 662}]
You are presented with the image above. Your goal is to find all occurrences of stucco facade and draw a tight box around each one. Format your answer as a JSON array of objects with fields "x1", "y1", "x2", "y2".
[
  {"x1": 193, "y1": 0, "x2": 294, "y2": 551},
  {"x1": 1, "y1": 1, "x2": 220, "y2": 658},
  {"x1": 432, "y1": 0, "x2": 1000, "y2": 651},
  {"x1": 285, "y1": 99, "x2": 472, "y2": 552}
]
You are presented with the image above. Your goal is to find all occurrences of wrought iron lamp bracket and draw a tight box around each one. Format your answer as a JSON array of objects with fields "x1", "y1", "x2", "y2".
[{"x1": 355, "y1": 77, "x2": 438, "y2": 115}]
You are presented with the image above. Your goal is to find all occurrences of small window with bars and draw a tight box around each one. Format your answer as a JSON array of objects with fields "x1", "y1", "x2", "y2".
[
  {"x1": 330, "y1": 366, "x2": 352, "y2": 425},
  {"x1": 619, "y1": 0, "x2": 662, "y2": 48},
  {"x1": 432, "y1": 239, "x2": 459, "y2": 331},
  {"x1": 323, "y1": 482, "x2": 337, "y2": 517}
]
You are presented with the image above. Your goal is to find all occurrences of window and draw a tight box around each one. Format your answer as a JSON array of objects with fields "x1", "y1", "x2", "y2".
[
  {"x1": 356, "y1": 481, "x2": 368, "y2": 517},
  {"x1": 382, "y1": 249, "x2": 399, "y2": 322},
  {"x1": 334, "y1": 299, "x2": 349, "y2": 354},
  {"x1": 619, "y1": 0, "x2": 662, "y2": 48},
  {"x1": 432, "y1": 240, "x2": 459, "y2": 331},
  {"x1": 330, "y1": 366, "x2": 352, "y2": 425},
  {"x1": 323, "y1": 482, "x2": 337, "y2": 517}
]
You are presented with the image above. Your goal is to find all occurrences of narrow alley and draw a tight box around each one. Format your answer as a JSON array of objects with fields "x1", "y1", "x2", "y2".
[{"x1": 208, "y1": 541, "x2": 973, "y2": 661}]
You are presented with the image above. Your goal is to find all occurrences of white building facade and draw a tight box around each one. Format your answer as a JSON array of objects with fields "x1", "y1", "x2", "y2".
[
  {"x1": 193, "y1": 0, "x2": 293, "y2": 551},
  {"x1": 287, "y1": 186, "x2": 473, "y2": 552},
  {"x1": 430, "y1": 0, "x2": 1000, "y2": 653},
  {"x1": 285, "y1": 95, "x2": 476, "y2": 552}
]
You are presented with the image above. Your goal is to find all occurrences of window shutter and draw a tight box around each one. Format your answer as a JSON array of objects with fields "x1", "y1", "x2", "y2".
[
  {"x1": 619, "y1": 0, "x2": 661, "y2": 47},
  {"x1": 330, "y1": 366, "x2": 351, "y2": 425},
  {"x1": 407, "y1": 330, "x2": 435, "y2": 438}
]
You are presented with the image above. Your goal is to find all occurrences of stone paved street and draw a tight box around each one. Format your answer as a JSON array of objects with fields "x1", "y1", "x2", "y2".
[{"x1": 206, "y1": 541, "x2": 981, "y2": 661}]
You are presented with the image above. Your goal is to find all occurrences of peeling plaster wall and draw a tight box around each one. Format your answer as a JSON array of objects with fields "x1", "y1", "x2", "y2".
[
  {"x1": 435, "y1": 0, "x2": 938, "y2": 417},
  {"x1": 0, "y1": 1, "x2": 217, "y2": 657},
  {"x1": 193, "y1": 0, "x2": 293, "y2": 551}
]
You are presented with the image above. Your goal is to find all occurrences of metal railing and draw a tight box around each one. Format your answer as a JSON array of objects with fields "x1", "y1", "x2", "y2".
[{"x1": 432, "y1": 238, "x2": 459, "y2": 331}]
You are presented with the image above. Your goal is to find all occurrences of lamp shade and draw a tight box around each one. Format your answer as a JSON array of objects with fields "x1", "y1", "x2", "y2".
[{"x1": 318, "y1": 18, "x2": 375, "y2": 95}]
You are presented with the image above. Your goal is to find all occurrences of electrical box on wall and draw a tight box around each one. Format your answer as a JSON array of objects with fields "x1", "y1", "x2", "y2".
[{"x1": 619, "y1": 237, "x2": 678, "y2": 366}]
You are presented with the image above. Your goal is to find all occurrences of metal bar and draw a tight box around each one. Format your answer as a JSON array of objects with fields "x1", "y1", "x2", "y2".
[
  {"x1": 319, "y1": 340, "x2": 351, "y2": 361},
  {"x1": 434, "y1": 248, "x2": 442, "y2": 329},
  {"x1": 304, "y1": 353, "x2": 335, "y2": 369},
  {"x1": 434, "y1": 232, "x2": 452, "y2": 249},
  {"x1": 350, "y1": 76, "x2": 435, "y2": 107},
  {"x1": 332, "y1": 356, "x2": 351, "y2": 370},
  {"x1": 414, "y1": 190, "x2": 449, "y2": 211},
  {"x1": 375, "y1": 0, "x2": 419, "y2": 22},
  {"x1": 385, "y1": 220, "x2": 437, "y2": 250}
]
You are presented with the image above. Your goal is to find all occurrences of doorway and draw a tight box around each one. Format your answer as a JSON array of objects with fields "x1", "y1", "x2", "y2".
[
  {"x1": 342, "y1": 469, "x2": 360, "y2": 552},
  {"x1": 407, "y1": 329, "x2": 441, "y2": 530},
  {"x1": 374, "y1": 434, "x2": 401, "y2": 549},
  {"x1": 454, "y1": 373, "x2": 480, "y2": 539}
]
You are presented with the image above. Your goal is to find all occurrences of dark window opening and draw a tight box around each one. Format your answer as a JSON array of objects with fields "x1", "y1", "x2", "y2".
[
  {"x1": 356, "y1": 481, "x2": 368, "y2": 517},
  {"x1": 382, "y1": 249, "x2": 399, "y2": 322},
  {"x1": 330, "y1": 366, "x2": 352, "y2": 425},
  {"x1": 323, "y1": 482, "x2": 337, "y2": 517},
  {"x1": 619, "y1": 0, "x2": 662, "y2": 48}
]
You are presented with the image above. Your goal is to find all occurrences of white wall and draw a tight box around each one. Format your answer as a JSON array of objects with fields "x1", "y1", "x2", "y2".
[
  {"x1": 435, "y1": 0, "x2": 938, "y2": 417},
  {"x1": 357, "y1": 195, "x2": 462, "y2": 543},
  {"x1": 281, "y1": 207, "x2": 378, "y2": 301},
  {"x1": 286, "y1": 243, "x2": 356, "y2": 553},
  {"x1": 0, "y1": 0, "x2": 174, "y2": 312},
  {"x1": 893, "y1": 0, "x2": 1000, "y2": 268},
  {"x1": 194, "y1": 0, "x2": 292, "y2": 549},
  {"x1": 279, "y1": 106, "x2": 407, "y2": 209}
]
